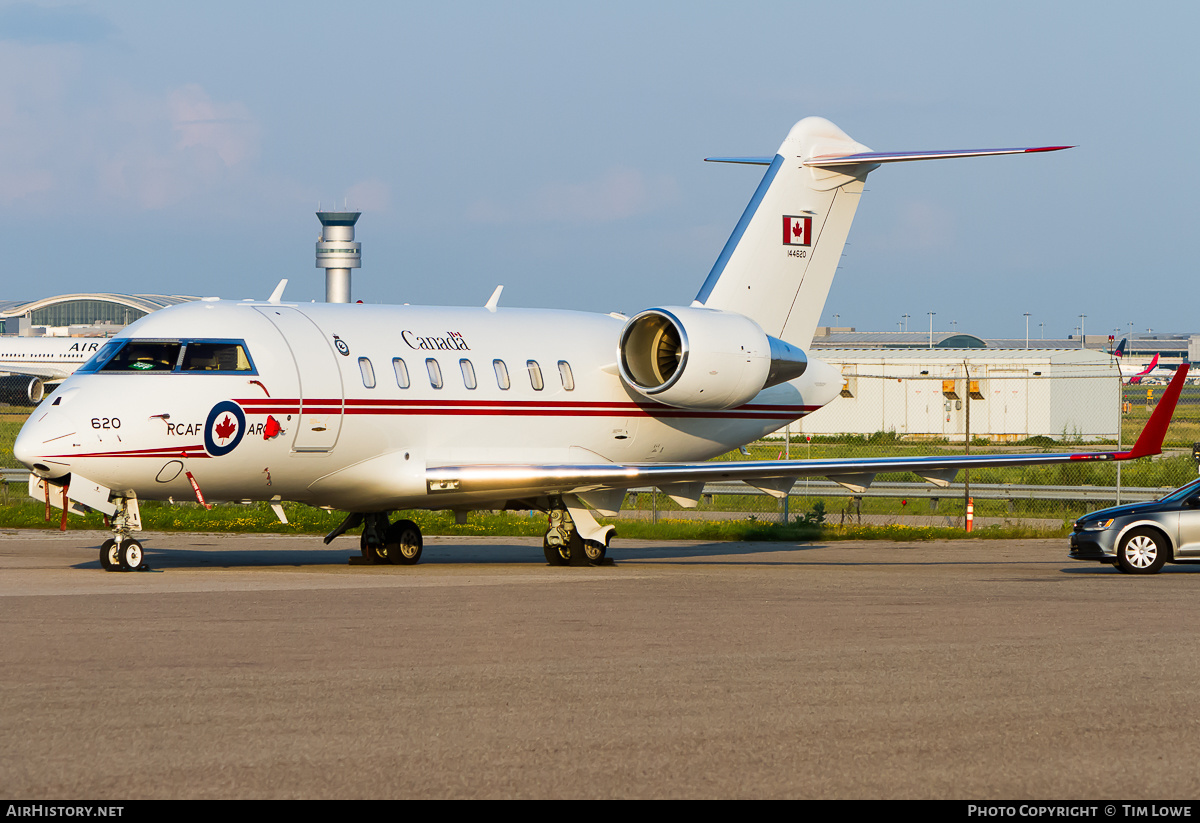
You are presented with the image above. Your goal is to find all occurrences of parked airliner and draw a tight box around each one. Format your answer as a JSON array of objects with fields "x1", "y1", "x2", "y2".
[
  {"x1": 0, "y1": 337, "x2": 106, "y2": 404},
  {"x1": 13, "y1": 117, "x2": 1188, "y2": 571}
]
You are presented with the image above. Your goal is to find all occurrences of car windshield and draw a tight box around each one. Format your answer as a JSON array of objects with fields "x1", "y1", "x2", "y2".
[{"x1": 1158, "y1": 478, "x2": 1200, "y2": 503}]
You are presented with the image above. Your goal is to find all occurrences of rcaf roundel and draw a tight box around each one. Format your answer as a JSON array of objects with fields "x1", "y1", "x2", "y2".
[
  {"x1": 204, "y1": 400, "x2": 246, "y2": 457},
  {"x1": 783, "y1": 215, "x2": 812, "y2": 246}
]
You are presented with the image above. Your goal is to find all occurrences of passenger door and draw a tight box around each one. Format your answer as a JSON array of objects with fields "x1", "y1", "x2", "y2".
[{"x1": 254, "y1": 307, "x2": 344, "y2": 452}]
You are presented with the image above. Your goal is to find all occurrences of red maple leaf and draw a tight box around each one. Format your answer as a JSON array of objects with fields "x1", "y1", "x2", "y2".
[{"x1": 214, "y1": 414, "x2": 236, "y2": 441}]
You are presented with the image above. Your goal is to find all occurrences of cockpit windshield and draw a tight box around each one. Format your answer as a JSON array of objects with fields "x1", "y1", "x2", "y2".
[{"x1": 78, "y1": 339, "x2": 256, "y2": 375}]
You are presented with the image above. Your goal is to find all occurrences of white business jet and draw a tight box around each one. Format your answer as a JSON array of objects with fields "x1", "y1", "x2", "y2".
[{"x1": 13, "y1": 117, "x2": 1189, "y2": 571}]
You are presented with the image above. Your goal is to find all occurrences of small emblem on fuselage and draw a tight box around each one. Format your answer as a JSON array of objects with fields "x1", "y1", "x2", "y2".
[
  {"x1": 205, "y1": 400, "x2": 246, "y2": 457},
  {"x1": 334, "y1": 337, "x2": 350, "y2": 356}
]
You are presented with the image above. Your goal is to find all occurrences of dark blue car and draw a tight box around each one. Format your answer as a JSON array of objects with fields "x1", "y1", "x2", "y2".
[{"x1": 1070, "y1": 478, "x2": 1200, "y2": 574}]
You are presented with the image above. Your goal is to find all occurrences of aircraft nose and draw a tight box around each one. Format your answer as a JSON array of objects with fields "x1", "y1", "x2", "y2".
[{"x1": 14, "y1": 410, "x2": 72, "y2": 479}]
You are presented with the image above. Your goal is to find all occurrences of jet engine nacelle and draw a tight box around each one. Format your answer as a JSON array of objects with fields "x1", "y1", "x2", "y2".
[
  {"x1": 0, "y1": 375, "x2": 45, "y2": 406},
  {"x1": 617, "y1": 307, "x2": 807, "y2": 410}
]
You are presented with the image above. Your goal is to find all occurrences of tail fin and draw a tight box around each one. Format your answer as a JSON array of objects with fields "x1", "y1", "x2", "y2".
[
  {"x1": 694, "y1": 117, "x2": 1071, "y2": 348},
  {"x1": 1128, "y1": 353, "x2": 1160, "y2": 384},
  {"x1": 1114, "y1": 338, "x2": 1127, "y2": 357}
]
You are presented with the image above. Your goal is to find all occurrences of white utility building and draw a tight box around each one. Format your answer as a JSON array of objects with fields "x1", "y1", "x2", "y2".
[{"x1": 796, "y1": 349, "x2": 1120, "y2": 442}]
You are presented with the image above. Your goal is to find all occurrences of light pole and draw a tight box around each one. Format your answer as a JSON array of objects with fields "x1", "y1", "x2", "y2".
[
  {"x1": 928, "y1": 312, "x2": 935, "y2": 349},
  {"x1": 1079, "y1": 314, "x2": 1087, "y2": 349},
  {"x1": 902, "y1": 313, "x2": 910, "y2": 332},
  {"x1": 1024, "y1": 313, "x2": 1030, "y2": 349}
]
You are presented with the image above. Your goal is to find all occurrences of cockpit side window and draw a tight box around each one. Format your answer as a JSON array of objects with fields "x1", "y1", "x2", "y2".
[{"x1": 181, "y1": 342, "x2": 254, "y2": 372}]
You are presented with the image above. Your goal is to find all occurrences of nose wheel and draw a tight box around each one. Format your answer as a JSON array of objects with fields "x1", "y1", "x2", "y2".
[{"x1": 100, "y1": 536, "x2": 145, "y2": 571}]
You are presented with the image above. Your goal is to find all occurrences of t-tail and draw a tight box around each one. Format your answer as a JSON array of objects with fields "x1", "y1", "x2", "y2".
[{"x1": 694, "y1": 117, "x2": 1071, "y2": 348}]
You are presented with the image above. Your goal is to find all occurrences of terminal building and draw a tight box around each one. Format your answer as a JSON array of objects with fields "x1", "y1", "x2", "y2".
[
  {"x1": 0, "y1": 294, "x2": 198, "y2": 336},
  {"x1": 797, "y1": 348, "x2": 1119, "y2": 443}
]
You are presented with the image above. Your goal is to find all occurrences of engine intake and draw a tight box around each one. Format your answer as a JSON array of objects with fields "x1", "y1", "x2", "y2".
[{"x1": 618, "y1": 307, "x2": 806, "y2": 410}]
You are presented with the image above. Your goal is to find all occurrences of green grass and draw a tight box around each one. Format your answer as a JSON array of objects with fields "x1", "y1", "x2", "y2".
[
  {"x1": 0, "y1": 497, "x2": 1069, "y2": 542},
  {"x1": 3, "y1": 396, "x2": 1192, "y2": 541}
]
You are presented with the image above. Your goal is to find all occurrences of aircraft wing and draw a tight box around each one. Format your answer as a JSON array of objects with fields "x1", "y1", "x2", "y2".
[
  {"x1": 0, "y1": 365, "x2": 69, "y2": 381},
  {"x1": 426, "y1": 365, "x2": 1188, "y2": 508}
]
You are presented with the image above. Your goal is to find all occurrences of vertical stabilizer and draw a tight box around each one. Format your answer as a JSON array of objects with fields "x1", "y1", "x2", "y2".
[
  {"x1": 695, "y1": 117, "x2": 874, "y2": 349},
  {"x1": 695, "y1": 118, "x2": 1070, "y2": 349}
]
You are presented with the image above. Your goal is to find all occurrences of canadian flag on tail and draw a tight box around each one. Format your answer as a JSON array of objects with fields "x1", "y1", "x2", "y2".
[{"x1": 783, "y1": 215, "x2": 812, "y2": 246}]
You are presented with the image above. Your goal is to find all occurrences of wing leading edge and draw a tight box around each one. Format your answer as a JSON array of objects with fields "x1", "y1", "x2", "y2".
[{"x1": 426, "y1": 366, "x2": 1188, "y2": 506}]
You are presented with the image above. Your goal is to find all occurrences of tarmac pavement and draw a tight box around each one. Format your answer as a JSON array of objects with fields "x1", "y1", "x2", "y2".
[{"x1": 2, "y1": 529, "x2": 1199, "y2": 799}]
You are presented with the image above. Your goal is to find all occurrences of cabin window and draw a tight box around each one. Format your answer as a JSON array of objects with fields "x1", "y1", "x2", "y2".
[
  {"x1": 393, "y1": 357, "x2": 410, "y2": 389},
  {"x1": 460, "y1": 358, "x2": 477, "y2": 390},
  {"x1": 358, "y1": 357, "x2": 376, "y2": 388},
  {"x1": 181, "y1": 342, "x2": 253, "y2": 372},
  {"x1": 494, "y1": 359, "x2": 510, "y2": 390},
  {"x1": 527, "y1": 360, "x2": 544, "y2": 391},
  {"x1": 426, "y1": 358, "x2": 443, "y2": 389},
  {"x1": 558, "y1": 360, "x2": 575, "y2": 391}
]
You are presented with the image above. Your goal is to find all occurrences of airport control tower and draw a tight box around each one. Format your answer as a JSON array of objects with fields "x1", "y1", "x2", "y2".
[{"x1": 315, "y1": 211, "x2": 361, "y2": 303}]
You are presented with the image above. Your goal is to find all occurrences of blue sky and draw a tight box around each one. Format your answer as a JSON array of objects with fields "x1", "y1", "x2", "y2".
[{"x1": 0, "y1": 1, "x2": 1196, "y2": 339}]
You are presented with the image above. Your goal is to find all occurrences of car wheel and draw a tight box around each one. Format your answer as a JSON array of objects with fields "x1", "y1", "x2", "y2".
[{"x1": 1116, "y1": 528, "x2": 1168, "y2": 575}]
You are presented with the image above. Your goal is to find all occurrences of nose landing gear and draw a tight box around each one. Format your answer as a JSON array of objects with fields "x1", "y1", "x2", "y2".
[{"x1": 100, "y1": 497, "x2": 145, "y2": 572}]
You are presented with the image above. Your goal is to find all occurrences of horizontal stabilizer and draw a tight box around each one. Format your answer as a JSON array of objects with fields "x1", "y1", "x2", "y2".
[
  {"x1": 805, "y1": 146, "x2": 1072, "y2": 168},
  {"x1": 704, "y1": 157, "x2": 774, "y2": 166}
]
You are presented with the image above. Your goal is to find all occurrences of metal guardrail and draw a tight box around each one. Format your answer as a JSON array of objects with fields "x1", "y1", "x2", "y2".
[
  {"x1": 632, "y1": 480, "x2": 1172, "y2": 505},
  {"x1": 0, "y1": 469, "x2": 1173, "y2": 505}
]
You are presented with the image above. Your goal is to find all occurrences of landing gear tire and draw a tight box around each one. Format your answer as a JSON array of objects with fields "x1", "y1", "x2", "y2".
[
  {"x1": 100, "y1": 539, "x2": 119, "y2": 571},
  {"x1": 1116, "y1": 528, "x2": 1167, "y2": 575},
  {"x1": 385, "y1": 520, "x2": 423, "y2": 565},
  {"x1": 544, "y1": 533, "x2": 570, "y2": 566},
  {"x1": 118, "y1": 539, "x2": 145, "y2": 571},
  {"x1": 583, "y1": 539, "x2": 607, "y2": 565}
]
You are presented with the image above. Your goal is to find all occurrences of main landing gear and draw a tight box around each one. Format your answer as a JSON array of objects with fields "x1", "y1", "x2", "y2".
[
  {"x1": 543, "y1": 496, "x2": 613, "y2": 567},
  {"x1": 100, "y1": 497, "x2": 146, "y2": 572},
  {"x1": 324, "y1": 498, "x2": 614, "y2": 567},
  {"x1": 326, "y1": 512, "x2": 424, "y2": 565}
]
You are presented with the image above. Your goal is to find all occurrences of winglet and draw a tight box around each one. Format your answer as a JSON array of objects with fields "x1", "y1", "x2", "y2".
[{"x1": 1115, "y1": 364, "x2": 1189, "y2": 459}]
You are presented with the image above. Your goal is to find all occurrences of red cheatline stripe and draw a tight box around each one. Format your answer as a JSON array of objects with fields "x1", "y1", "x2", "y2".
[
  {"x1": 50, "y1": 445, "x2": 209, "y2": 459},
  {"x1": 236, "y1": 397, "x2": 819, "y2": 413}
]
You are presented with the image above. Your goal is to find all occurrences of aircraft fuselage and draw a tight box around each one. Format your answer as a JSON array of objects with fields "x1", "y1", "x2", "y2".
[{"x1": 15, "y1": 299, "x2": 839, "y2": 512}]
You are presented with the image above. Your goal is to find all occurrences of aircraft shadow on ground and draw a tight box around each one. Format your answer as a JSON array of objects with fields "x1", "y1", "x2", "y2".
[{"x1": 66, "y1": 537, "x2": 832, "y2": 570}]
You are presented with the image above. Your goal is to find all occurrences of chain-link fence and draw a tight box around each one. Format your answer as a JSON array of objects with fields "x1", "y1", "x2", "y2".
[
  {"x1": 622, "y1": 368, "x2": 1200, "y2": 529},
  {"x1": 3, "y1": 368, "x2": 1196, "y2": 530}
]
